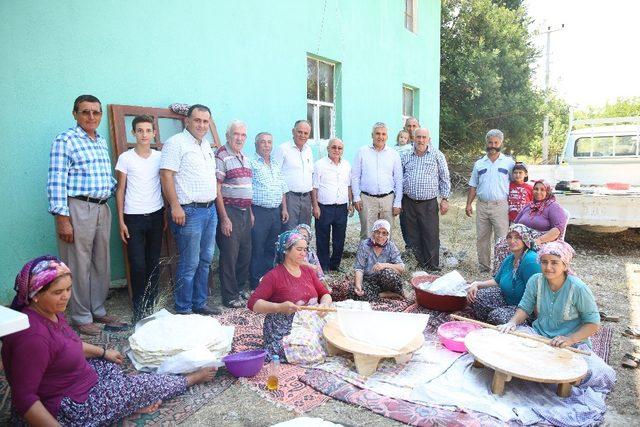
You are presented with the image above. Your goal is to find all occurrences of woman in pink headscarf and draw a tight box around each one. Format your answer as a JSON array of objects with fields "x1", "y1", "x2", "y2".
[{"x1": 2, "y1": 256, "x2": 215, "y2": 426}]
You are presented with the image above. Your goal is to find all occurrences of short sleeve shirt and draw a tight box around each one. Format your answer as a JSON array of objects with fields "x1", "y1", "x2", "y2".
[
  {"x1": 313, "y1": 157, "x2": 351, "y2": 205},
  {"x1": 115, "y1": 149, "x2": 163, "y2": 214},
  {"x1": 273, "y1": 141, "x2": 314, "y2": 193},
  {"x1": 468, "y1": 153, "x2": 515, "y2": 202},
  {"x1": 215, "y1": 144, "x2": 252, "y2": 209}
]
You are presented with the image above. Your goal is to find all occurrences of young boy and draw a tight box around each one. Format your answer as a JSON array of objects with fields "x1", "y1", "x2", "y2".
[
  {"x1": 508, "y1": 162, "x2": 533, "y2": 223},
  {"x1": 115, "y1": 115, "x2": 164, "y2": 322}
]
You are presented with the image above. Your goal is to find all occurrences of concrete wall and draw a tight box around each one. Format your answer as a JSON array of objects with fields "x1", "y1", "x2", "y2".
[{"x1": 0, "y1": 0, "x2": 440, "y2": 303}]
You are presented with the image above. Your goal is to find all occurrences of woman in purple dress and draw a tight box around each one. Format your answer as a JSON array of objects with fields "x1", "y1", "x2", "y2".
[
  {"x1": 493, "y1": 180, "x2": 568, "y2": 273},
  {"x1": 1, "y1": 256, "x2": 215, "y2": 427}
]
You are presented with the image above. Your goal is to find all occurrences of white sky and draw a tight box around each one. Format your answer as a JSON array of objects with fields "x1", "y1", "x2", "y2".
[{"x1": 525, "y1": 0, "x2": 640, "y2": 108}]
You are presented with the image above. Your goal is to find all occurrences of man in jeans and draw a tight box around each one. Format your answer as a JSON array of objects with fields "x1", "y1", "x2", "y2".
[
  {"x1": 466, "y1": 129, "x2": 515, "y2": 272},
  {"x1": 160, "y1": 104, "x2": 220, "y2": 315}
]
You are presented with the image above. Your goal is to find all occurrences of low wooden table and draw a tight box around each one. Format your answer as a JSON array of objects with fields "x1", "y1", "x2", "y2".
[
  {"x1": 323, "y1": 320, "x2": 424, "y2": 376},
  {"x1": 465, "y1": 328, "x2": 588, "y2": 397}
]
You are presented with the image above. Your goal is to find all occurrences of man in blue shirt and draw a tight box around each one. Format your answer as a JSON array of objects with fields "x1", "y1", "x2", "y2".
[
  {"x1": 466, "y1": 129, "x2": 515, "y2": 272},
  {"x1": 47, "y1": 95, "x2": 122, "y2": 335}
]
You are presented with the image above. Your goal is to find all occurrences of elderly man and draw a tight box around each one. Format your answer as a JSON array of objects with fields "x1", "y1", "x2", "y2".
[
  {"x1": 273, "y1": 120, "x2": 313, "y2": 230},
  {"x1": 401, "y1": 128, "x2": 451, "y2": 271},
  {"x1": 466, "y1": 129, "x2": 515, "y2": 272},
  {"x1": 215, "y1": 121, "x2": 253, "y2": 308},
  {"x1": 47, "y1": 94, "x2": 123, "y2": 335},
  {"x1": 249, "y1": 132, "x2": 289, "y2": 289},
  {"x1": 352, "y1": 122, "x2": 403, "y2": 239},
  {"x1": 404, "y1": 117, "x2": 420, "y2": 143},
  {"x1": 161, "y1": 104, "x2": 219, "y2": 315},
  {"x1": 311, "y1": 138, "x2": 353, "y2": 272}
]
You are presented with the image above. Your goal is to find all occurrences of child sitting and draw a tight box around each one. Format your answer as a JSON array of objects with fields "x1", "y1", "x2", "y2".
[{"x1": 508, "y1": 162, "x2": 533, "y2": 223}]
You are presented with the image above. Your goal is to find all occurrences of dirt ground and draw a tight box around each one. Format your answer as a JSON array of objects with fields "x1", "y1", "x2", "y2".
[{"x1": 104, "y1": 193, "x2": 640, "y2": 426}]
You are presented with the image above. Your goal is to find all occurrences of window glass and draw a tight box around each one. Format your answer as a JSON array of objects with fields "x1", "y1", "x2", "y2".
[
  {"x1": 319, "y1": 62, "x2": 334, "y2": 103},
  {"x1": 307, "y1": 104, "x2": 315, "y2": 139},
  {"x1": 307, "y1": 58, "x2": 318, "y2": 100},
  {"x1": 319, "y1": 105, "x2": 331, "y2": 139},
  {"x1": 403, "y1": 87, "x2": 414, "y2": 117},
  {"x1": 591, "y1": 136, "x2": 614, "y2": 157},
  {"x1": 574, "y1": 137, "x2": 591, "y2": 157},
  {"x1": 405, "y1": 0, "x2": 415, "y2": 32},
  {"x1": 615, "y1": 135, "x2": 639, "y2": 156}
]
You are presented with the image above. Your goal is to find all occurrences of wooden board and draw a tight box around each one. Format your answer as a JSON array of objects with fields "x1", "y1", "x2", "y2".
[
  {"x1": 323, "y1": 319, "x2": 424, "y2": 376},
  {"x1": 465, "y1": 328, "x2": 588, "y2": 396}
]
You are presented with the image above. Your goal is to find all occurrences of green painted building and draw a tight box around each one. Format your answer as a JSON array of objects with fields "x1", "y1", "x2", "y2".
[{"x1": 0, "y1": 0, "x2": 441, "y2": 303}]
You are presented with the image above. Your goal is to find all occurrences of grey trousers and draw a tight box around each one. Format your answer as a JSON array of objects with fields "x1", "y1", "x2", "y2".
[
  {"x1": 475, "y1": 199, "x2": 509, "y2": 271},
  {"x1": 283, "y1": 192, "x2": 312, "y2": 230},
  {"x1": 359, "y1": 193, "x2": 394, "y2": 239},
  {"x1": 57, "y1": 198, "x2": 111, "y2": 325},
  {"x1": 402, "y1": 197, "x2": 439, "y2": 268},
  {"x1": 217, "y1": 206, "x2": 252, "y2": 304}
]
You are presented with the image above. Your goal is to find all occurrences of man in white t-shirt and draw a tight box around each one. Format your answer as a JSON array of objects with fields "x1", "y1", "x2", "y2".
[{"x1": 115, "y1": 115, "x2": 164, "y2": 322}]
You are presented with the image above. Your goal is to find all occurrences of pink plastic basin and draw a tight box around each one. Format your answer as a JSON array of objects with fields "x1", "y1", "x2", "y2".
[
  {"x1": 437, "y1": 321, "x2": 482, "y2": 352},
  {"x1": 222, "y1": 350, "x2": 267, "y2": 377}
]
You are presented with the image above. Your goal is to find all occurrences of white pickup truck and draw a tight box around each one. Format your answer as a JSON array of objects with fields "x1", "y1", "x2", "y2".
[{"x1": 527, "y1": 117, "x2": 640, "y2": 233}]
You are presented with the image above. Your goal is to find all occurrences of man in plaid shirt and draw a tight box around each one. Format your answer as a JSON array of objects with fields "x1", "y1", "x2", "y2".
[{"x1": 47, "y1": 94, "x2": 122, "y2": 335}]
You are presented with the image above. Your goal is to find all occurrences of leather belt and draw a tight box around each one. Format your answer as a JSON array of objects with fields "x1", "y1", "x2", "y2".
[
  {"x1": 361, "y1": 191, "x2": 393, "y2": 198},
  {"x1": 404, "y1": 195, "x2": 435, "y2": 204},
  {"x1": 181, "y1": 200, "x2": 215, "y2": 208},
  {"x1": 288, "y1": 191, "x2": 311, "y2": 196},
  {"x1": 72, "y1": 195, "x2": 109, "y2": 205}
]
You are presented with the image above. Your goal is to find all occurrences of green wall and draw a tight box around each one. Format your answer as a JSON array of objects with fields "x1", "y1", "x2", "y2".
[{"x1": 0, "y1": 0, "x2": 440, "y2": 303}]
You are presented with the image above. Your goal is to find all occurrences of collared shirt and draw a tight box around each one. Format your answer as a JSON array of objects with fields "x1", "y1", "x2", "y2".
[
  {"x1": 313, "y1": 157, "x2": 351, "y2": 205},
  {"x1": 351, "y1": 144, "x2": 403, "y2": 208},
  {"x1": 273, "y1": 141, "x2": 313, "y2": 193},
  {"x1": 401, "y1": 146, "x2": 451, "y2": 201},
  {"x1": 468, "y1": 153, "x2": 515, "y2": 202},
  {"x1": 354, "y1": 239, "x2": 404, "y2": 274},
  {"x1": 47, "y1": 126, "x2": 116, "y2": 216},
  {"x1": 160, "y1": 129, "x2": 217, "y2": 205},
  {"x1": 250, "y1": 155, "x2": 288, "y2": 209},
  {"x1": 215, "y1": 144, "x2": 252, "y2": 209}
]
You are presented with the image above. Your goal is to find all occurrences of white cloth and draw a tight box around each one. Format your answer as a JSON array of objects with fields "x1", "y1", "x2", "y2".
[
  {"x1": 313, "y1": 157, "x2": 351, "y2": 205},
  {"x1": 115, "y1": 149, "x2": 163, "y2": 214},
  {"x1": 273, "y1": 141, "x2": 314, "y2": 193},
  {"x1": 351, "y1": 144, "x2": 403, "y2": 208},
  {"x1": 160, "y1": 129, "x2": 217, "y2": 204}
]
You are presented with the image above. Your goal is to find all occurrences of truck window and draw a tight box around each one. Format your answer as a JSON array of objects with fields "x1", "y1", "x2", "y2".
[
  {"x1": 574, "y1": 135, "x2": 639, "y2": 157},
  {"x1": 615, "y1": 135, "x2": 639, "y2": 156}
]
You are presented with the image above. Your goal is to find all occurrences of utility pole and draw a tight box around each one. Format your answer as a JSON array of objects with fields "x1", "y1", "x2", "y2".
[{"x1": 541, "y1": 24, "x2": 565, "y2": 164}]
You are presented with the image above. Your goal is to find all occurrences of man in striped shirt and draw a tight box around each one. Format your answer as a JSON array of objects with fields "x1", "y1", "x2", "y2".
[
  {"x1": 215, "y1": 120, "x2": 253, "y2": 308},
  {"x1": 47, "y1": 94, "x2": 122, "y2": 335}
]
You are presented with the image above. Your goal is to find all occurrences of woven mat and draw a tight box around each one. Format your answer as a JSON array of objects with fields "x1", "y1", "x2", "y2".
[{"x1": 0, "y1": 327, "x2": 236, "y2": 426}]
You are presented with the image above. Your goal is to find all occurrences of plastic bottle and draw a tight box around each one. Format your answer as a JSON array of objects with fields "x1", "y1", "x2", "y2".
[{"x1": 266, "y1": 355, "x2": 280, "y2": 391}]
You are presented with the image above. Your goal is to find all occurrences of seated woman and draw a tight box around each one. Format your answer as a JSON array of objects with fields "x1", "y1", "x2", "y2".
[
  {"x1": 467, "y1": 224, "x2": 541, "y2": 325},
  {"x1": 2, "y1": 256, "x2": 215, "y2": 427},
  {"x1": 248, "y1": 230, "x2": 332, "y2": 362},
  {"x1": 498, "y1": 242, "x2": 615, "y2": 390},
  {"x1": 295, "y1": 223, "x2": 325, "y2": 280},
  {"x1": 493, "y1": 179, "x2": 568, "y2": 273},
  {"x1": 332, "y1": 220, "x2": 405, "y2": 301}
]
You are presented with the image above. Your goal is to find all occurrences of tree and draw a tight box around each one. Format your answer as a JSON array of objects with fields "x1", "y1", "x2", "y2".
[
  {"x1": 575, "y1": 97, "x2": 640, "y2": 120},
  {"x1": 440, "y1": 0, "x2": 543, "y2": 180}
]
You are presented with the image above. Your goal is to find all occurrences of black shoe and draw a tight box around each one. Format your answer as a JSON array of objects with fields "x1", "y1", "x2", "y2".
[
  {"x1": 240, "y1": 290, "x2": 252, "y2": 300},
  {"x1": 193, "y1": 305, "x2": 222, "y2": 316},
  {"x1": 427, "y1": 265, "x2": 442, "y2": 272},
  {"x1": 224, "y1": 299, "x2": 244, "y2": 309},
  {"x1": 328, "y1": 266, "x2": 342, "y2": 273}
]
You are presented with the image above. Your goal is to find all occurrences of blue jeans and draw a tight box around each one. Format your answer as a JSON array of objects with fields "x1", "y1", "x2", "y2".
[{"x1": 169, "y1": 204, "x2": 217, "y2": 313}]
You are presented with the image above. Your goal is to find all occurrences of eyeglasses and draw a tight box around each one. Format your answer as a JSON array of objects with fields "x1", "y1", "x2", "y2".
[
  {"x1": 329, "y1": 146, "x2": 343, "y2": 150},
  {"x1": 373, "y1": 230, "x2": 389, "y2": 236},
  {"x1": 78, "y1": 110, "x2": 102, "y2": 117}
]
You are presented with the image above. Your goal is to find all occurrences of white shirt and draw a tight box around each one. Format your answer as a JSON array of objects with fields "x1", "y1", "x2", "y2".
[
  {"x1": 468, "y1": 153, "x2": 515, "y2": 202},
  {"x1": 351, "y1": 144, "x2": 403, "y2": 208},
  {"x1": 115, "y1": 149, "x2": 163, "y2": 214},
  {"x1": 313, "y1": 157, "x2": 351, "y2": 205},
  {"x1": 273, "y1": 141, "x2": 314, "y2": 193},
  {"x1": 160, "y1": 129, "x2": 217, "y2": 205}
]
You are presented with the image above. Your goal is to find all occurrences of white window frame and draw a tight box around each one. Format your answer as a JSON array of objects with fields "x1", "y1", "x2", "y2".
[
  {"x1": 405, "y1": 0, "x2": 418, "y2": 33},
  {"x1": 307, "y1": 57, "x2": 336, "y2": 156}
]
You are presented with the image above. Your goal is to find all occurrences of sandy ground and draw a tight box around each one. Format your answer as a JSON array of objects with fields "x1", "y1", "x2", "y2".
[{"x1": 104, "y1": 193, "x2": 640, "y2": 426}]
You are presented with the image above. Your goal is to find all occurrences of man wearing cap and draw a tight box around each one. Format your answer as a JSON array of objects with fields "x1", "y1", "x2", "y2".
[
  {"x1": 47, "y1": 94, "x2": 123, "y2": 335},
  {"x1": 401, "y1": 127, "x2": 451, "y2": 271},
  {"x1": 351, "y1": 122, "x2": 403, "y2": 239},
  {"x1": 160, "y1": 104, "x2": 220, "y2": 315},
  {"x1": 466, "y1": 129, "x2": 515, "y2": 272},
  {"x1": 273, "y1": 120, "x2": 314, "y2": 230}
]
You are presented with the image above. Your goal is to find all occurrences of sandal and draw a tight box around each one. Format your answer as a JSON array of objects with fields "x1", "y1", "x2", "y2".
[
  {"x1": 599, "y1": 311, "x2": 621, "y2": 322},
  {"x1": 622, "y1": 327, "x2": 640, "y2": 338},
  {"x1": 621, "y1": 353, "x2": 640, "y2": 369}
]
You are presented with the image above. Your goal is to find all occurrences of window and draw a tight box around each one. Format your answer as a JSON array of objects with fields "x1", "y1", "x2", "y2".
[
  {"x1": 574, "y1": 135, "x2": 640, "y2": 157},
  {"x1": 402, "y1": 85, "x2": 418, "y2": 123},
  {"x1": 307, "y1": 57, "x2": 336, "y2": 147},
  {"x1": 405, "y1": 0, "x2": 418, "y2": 33}
]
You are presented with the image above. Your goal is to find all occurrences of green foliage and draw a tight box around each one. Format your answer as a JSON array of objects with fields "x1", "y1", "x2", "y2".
[
  {"x1": 440, "y1": 0, "x2": 544, "y2": 179},
  {"x1": 575, "y1": 97, "x2": 640, "y2": 119},
  {"x1": 529, "y1": 93, "x2": 571, "y2": 162}
]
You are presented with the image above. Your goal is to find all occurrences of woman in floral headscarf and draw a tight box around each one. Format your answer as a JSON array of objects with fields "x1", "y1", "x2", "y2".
[
  {"x1": 493, "y1": 180, "x2": 568, "y2": 273},
  {"x1": 295, "y1": 223, "x2": 325, "y2": 280},
  {"x1": 248, "y1": 230, "x2": 332, "y2": 361},
  {"x1": 467, "y1": 224, "x2": 542, "y2": 324},
  {"x1": 2, "y1": 256, "x2": 215, "y2": 427}
]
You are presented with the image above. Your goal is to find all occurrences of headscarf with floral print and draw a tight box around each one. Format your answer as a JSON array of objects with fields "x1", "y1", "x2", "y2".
[{"x1": 11, "y1": 255, "x2": 71, "y2": 310}]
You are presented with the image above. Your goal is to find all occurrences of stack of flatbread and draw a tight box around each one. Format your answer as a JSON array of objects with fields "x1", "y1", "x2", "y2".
[{"x1": 129, "y1": 314, "x2": 231, "y2": 368}]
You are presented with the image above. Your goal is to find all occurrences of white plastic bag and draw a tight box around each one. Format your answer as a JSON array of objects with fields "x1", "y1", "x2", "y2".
[
  {"x1": 156, "y1": 346, "x2": 223, "y2": 374},
  {"x1": 420, "y1": 270, "x2": 467, "y2": 297}
]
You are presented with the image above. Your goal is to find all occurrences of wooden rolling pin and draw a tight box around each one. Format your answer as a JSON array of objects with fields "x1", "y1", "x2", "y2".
[
  {"x1": 450, "y1": 314, "x2": 591, "y2": 356},
  {"x1": 296, "y1": 305, "x2": 337, "y2": 313}
]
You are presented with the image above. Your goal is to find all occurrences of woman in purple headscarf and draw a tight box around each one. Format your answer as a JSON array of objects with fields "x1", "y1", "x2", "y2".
[{"x1": 2, "y1": 256, "x2": 215, "y2": 426}]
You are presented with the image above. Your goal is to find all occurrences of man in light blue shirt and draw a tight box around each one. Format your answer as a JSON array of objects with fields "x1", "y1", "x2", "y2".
[
  {"x1": 352, "y1": 122, "x2": 403, "y2": 239},
  {"x1": 466, "y1": 129, "x2": 515, "y2": 272}
]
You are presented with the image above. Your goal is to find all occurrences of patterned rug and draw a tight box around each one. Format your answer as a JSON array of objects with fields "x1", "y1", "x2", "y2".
[{"x1": 0, "y1": 327, "x2": 236, "y2": 426}]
